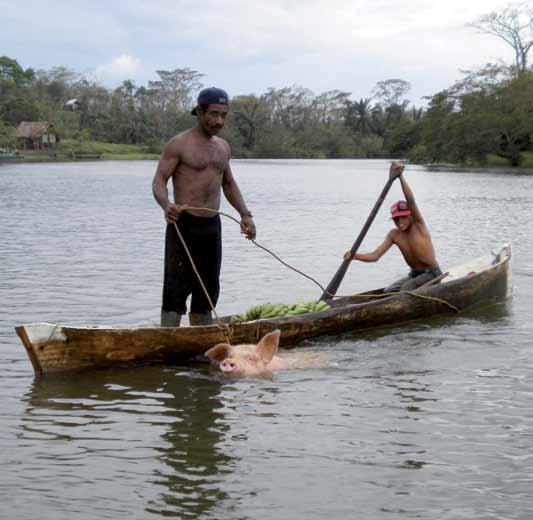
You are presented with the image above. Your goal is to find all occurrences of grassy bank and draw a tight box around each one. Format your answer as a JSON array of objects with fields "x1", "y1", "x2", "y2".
[
  {"x1": 14, "y1": 141, "x2": 533, "y2": 168},
  {"x1": 420, "y1": 151, "x2": 533, "y2": 169},
  {"x1": 486, "y1": 151, "x2": 533, "y2": 168},
  {"x1": 18, "y1": 141, "x2": 162, "y2": 162},
  {"x1": 61, "y1": 140, "x2": 162, "y2": 160}
]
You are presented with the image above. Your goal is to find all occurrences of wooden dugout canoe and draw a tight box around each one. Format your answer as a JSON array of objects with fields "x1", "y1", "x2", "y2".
[{"x1": 16, "y1": 244, "x2": 512, "y2": 376}]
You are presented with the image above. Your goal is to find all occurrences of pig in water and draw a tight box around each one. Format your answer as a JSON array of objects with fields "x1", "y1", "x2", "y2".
[{"x1": 204, "y1": 329, "x2": 287, "y2": 377}]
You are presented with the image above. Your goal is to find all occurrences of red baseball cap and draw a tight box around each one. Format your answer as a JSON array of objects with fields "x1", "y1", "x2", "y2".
[{"x1": 390, "y1": 200, "x2": 411, "y2": 218}]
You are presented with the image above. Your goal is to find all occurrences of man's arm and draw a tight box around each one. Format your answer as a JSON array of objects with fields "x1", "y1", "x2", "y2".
[
  {"x1": 222, "y1": 163, "x2": 256, "y2": 240},
  {"x1": 344, "y1": 232, "x2": 395, "y2": 263},
  {"x1": 399, "y1": 174, "x2": 424, "y2": 225},
  {"x1": 152, "y1": 139, "x2": 182, "y2": 223}
]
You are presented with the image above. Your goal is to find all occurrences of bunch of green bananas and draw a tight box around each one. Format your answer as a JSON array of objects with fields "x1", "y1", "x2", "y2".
[{"x1": 233, "y1": 300, "x2": 330, "y2": 323}]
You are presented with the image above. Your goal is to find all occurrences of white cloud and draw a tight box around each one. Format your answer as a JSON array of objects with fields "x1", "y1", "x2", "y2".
[
  {"x1": 95, "y1": 54, "x2": 143, "y2": 85},
  {"x1": 0, "y1": 0, "x2": 519, "y2": 101}
]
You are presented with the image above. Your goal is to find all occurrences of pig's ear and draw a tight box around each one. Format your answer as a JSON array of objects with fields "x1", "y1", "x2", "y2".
[
  {"x1": 257, "y1": 329, "x2": 281, "y2": 363},
  {"x1": 204, "y1": 343, "x2": 231, "y2": 363}
]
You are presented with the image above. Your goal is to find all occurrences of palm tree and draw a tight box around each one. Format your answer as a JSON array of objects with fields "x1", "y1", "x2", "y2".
[
  {"x1": 344, "y1": 98, "x2": 374, "y2": 136},
  {"x1": 370, "y1": 104, "x2": 385, "y2": 137}
]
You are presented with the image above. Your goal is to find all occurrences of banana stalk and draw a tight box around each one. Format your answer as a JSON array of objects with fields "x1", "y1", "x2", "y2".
[{"x1": 233, "y1": 300, "x2": 330, "y2": 323}]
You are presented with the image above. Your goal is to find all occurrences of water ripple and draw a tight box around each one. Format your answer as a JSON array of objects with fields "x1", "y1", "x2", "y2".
[{"x1": 1, "y1": 161, "x2": 533, "y2": 519}]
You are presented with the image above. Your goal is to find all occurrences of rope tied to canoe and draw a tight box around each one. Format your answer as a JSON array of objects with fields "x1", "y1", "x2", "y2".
[{"x1": 174, "y1": 206, "x2": 460, "y2": 331}]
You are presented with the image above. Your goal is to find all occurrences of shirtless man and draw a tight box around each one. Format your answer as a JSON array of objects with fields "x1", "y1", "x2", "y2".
[
  {"x1": 152, "y1": 87, "x2": 256, "y2": 327},
  {"x1": 344, "y1": 162, "x2": 442, "y2": 292}
]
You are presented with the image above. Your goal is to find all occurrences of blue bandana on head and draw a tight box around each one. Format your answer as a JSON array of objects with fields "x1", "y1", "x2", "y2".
[{"x1": 191, "y1": 87, "x2": 229, "y2": 115}]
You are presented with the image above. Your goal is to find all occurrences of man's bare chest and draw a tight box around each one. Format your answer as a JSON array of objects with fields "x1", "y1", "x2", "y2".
[{"x1": 181, "y1": 142, "x2": 228, "y2": 172}]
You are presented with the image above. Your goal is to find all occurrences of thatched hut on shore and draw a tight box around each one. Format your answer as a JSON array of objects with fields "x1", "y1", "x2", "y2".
[{"x1": 15, "y1": 122, "x2": 58, "y2": 150}]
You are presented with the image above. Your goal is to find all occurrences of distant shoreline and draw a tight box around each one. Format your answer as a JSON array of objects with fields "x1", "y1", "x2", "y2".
[
  {"x1": 3, "y1": 153, "x2": 161, "y2": 163},
  {"x1": 4, "y1": 146, "x2": 533, "y2": 169}
]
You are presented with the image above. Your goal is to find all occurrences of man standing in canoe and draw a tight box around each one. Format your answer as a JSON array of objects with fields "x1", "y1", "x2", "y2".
[
  {"x1": 152, "y1": 87, "x2": 256, "y2": 327},
  {"x1": 344, "y1": 162, "x2": 442, "y2": 291}
]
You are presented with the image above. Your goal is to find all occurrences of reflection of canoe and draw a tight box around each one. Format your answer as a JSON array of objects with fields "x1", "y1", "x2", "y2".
[{"x1": 16, "y1": 244, "x2": 512, "y2": 376}]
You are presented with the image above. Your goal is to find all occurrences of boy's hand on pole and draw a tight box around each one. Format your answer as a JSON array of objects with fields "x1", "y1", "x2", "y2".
[{"x1": 389, "y1": 161, "x2": 405, "y2": 180}]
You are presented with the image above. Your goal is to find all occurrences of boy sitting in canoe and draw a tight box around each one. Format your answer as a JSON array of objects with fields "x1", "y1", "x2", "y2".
[{"x1": 344, "y1": 162, "x2": 442, "y2": 292}]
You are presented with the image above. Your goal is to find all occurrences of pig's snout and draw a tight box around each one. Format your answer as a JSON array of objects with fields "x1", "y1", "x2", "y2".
[{"x1": 220, "y1": 359, "x2": 236, "y2": 373}]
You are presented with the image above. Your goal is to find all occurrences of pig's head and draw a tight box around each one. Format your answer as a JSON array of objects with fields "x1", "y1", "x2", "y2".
[{"x1": 204, "y1": 329, "x2": 281, "y2": 377}]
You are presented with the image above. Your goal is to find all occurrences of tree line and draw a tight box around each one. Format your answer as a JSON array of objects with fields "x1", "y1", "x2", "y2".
[{"x1": 1, "y1": 2, "x2": 532, "y2": 165}]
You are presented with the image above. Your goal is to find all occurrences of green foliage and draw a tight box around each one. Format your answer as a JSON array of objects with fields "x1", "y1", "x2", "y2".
[
  {"x1": 1, "y1": 52, "x2": 531, "y2": 166},
  {"x1": 519, "y1": 152, "x2": 533, "y2": 168},
  {"x1": 418, "y1": 70, "x2": 533, "y2": 165},
  {"x1": 0, "y1": 97, "x2": 41, "y2": 125},
  {"x1": 386, "y1": 118, "x2": 421, "y2": 158},
  {"x1": 53, "y1": 110, "x2": 80, "y2": 139},
  {"x1": 230, "y1": 94, "x2": 269, "y2": 151},
  {"x1": 372, "y1": 78, "x2": 411, "y2": 107},
  {"x1": 0, "y1": 121, "x2": 16, "y2": 149},
  {"x1": 353, "y1": 135, "x2": 384, "y2": 158},
  {"x1": 0, "y1": 56, "x2": 34, "y2": 85},
  {"x1": 0, "y1": 57, "x2": 40, "y2": 125},
  {"x1": 345, "y1": 98, "x2": 374, "y2": 136}
]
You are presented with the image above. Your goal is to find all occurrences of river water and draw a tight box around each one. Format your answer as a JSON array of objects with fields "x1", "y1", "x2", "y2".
[{"x1": 1, "y1": 159, "x2": 532, "y2": 519}]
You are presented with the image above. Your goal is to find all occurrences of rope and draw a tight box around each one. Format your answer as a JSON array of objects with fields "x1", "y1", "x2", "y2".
[
  {"x1": 173, "y1": 206, "x2": 460, "y2": 329},
  {"x1": 182, "y1": 206, "x2": 346, "y2": 294},
  {"x1": 344, "y1": 288, "x2": 460, "y2": 312},
  {"x1": 172, "y1": 222, "x2": 233, "y2": 343},
  {"x1": 246, "y1": 245, "x2": 458, "y2": 312}
]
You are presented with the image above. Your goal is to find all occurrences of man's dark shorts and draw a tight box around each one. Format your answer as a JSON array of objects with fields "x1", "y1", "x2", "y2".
[
  {"x1": 384, "y1": 266, "x2": 443, "y2": 293},
  {"x1": 162, "y1": 212, "x2": 222, "y2": 315}
]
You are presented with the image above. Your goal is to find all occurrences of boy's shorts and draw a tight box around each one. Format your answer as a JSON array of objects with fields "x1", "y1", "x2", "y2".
[{"x1": 384, "y1": 266, "x2": 443, "y2": 293}]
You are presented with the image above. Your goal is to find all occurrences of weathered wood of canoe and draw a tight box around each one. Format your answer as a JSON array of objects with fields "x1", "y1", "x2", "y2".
[{"x1": 15, "y1": 244, "x2": 512, "y2": 376}]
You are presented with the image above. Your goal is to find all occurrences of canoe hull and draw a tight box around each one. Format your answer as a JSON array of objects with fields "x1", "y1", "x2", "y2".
[{"x1": 15, "y1": 245, "x2": 512, "y2": 375}]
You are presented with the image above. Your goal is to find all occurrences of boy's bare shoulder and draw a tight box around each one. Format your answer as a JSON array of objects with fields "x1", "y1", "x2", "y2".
[{"x1": 387, "y1": 228, "x2": 400, "y2": 241}]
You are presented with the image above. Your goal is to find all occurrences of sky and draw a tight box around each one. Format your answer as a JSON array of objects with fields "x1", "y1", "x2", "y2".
[{"x1": 0, "y1": 0, "x2": 516, "y2": 105}]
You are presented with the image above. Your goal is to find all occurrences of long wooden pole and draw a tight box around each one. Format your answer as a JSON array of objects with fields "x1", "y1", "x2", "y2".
[{"x1": 319, "y1": 166, "x2": 401, "y2": 301}]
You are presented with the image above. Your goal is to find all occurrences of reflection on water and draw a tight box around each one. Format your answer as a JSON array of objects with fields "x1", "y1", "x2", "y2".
[
  {"x1": 2, "y1": 160, "x2": 533, "y2": 519},
  {"x1": 332, "y1": 298, "x2": 512, "y2": 347},
  {"x1": 21, "y1": 366, "x2": 233, "y2": 519}
]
